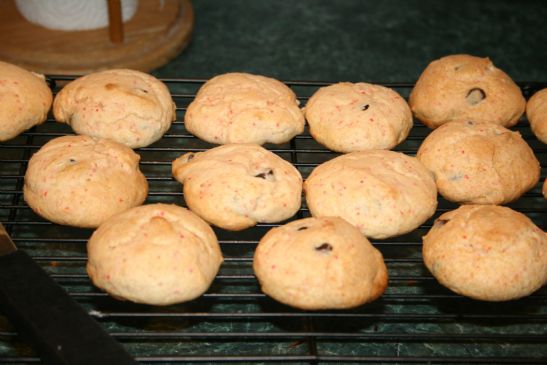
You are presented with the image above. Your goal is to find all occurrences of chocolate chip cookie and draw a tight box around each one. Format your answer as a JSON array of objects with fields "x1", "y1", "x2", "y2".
[
  {"x1": 253, "y1": 216, "x2": 388, "y2": 310},
  {"x1": 409, "y1": 54, "x2": 525, "y2": 128},
  {"x1": 172, "y1": 144, "x2": 302, "y2": 230}
]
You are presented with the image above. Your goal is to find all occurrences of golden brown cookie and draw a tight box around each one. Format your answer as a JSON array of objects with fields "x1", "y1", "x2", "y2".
[
  {"x1": 526, "y1": 88, "x2": 547, "y2": 143},
  {"x1": 0, "y1": 61, "x2": 52, "y2": 141},
  {"x1": 304, "y1": 82, "x2": 412, "y2": 152},
  {"x1": 409, "y1": 54, "x2": 525, "y2": 128},
  {"x1": 172, "y1": 144, "x2": 302, "y2": 231},
  {"x1": 24, "y1": 135, "x2": 148, "y2": 228},
  {"x1": 423, "y1": 205, "x2": 547, "y2": 301},
  {"x1": 87, "y1": 204, "x2": 223, "y2": 306},
  {"x1": 53, "y1": 69, "x2": 176, "y2": 148},
  {"x1": 304, "y1": 150, "x2": 437, "y2": 239},
  {"x1": 184, "y1": 73, "x2": 305, "y2": 145},
  {"x1": 417, "y1": 120, "x2": 540, "y2": 205},
  {"x1": 253, "y1": 216, "x2": 388, "y2": 310}
]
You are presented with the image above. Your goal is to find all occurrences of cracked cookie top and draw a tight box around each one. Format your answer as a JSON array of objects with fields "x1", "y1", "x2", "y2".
[
  {"x1": 172, "y1": 144, "x2": 302, "y2": 231},
  {"x1": 24, "y1": 135, "x2": 148, "y2": 227},
  {"x1": 184, "y1": 72, "x2": 305, "y2": 145},
  {"x1": 409, "y1": 54, "x2": 525, "y2": 129},
  {"x1": 53, "y1": 69, "x2": 176, "y2": 148}
]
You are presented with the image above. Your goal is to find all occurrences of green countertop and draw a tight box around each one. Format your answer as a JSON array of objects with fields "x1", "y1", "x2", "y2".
[
  {"x1": 148, "y1": 2, "x2": 547, "y2": 362},
  {"x1": 153, "y1": 0, "x2": 547, "y2": 82}
]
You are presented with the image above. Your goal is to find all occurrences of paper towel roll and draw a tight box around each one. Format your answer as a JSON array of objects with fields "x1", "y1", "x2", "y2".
[{"x1": 15, "y1": 0, "x2": 139, "y2": 31}]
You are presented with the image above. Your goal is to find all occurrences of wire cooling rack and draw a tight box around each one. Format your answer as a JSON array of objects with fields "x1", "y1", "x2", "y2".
[{"x1": 0, "y1": 77, "x2": 546, "y2": 364}]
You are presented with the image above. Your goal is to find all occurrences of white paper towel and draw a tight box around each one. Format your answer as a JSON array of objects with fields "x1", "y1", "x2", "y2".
[{"x1": 15, "y1": 0, "x2": 139, "y2": 31}]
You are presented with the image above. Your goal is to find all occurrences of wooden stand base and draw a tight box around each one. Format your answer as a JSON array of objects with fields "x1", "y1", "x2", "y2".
[{"x1": 0, "y1": 0, "x2": 194, "y2": 75}]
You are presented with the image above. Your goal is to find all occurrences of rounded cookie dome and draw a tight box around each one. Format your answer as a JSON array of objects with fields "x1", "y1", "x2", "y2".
[
  {"x1": 423, "y1": 205, "x2": 547, "y2": 301},
  {"x1": 87, "y1": 204, "x2": 223, "y2": 306},
  {"x1": 0, "y1": 61, "x2": 52, "y2": 141},
  {"x1": 526, "y1": 88, "x2": 547, "y2": 144},
  {"x1": 253, "y1": 216, "x2": 388, "y2": 310},
  {"x1": 172, "y1": 144, "x2": 302, "y2": 231},
  {"x1": 305, "y1": 82, "x2": 412, "y2": 152},
  {"x1": 184, "y1": 73, "x2": 305, "y2": 145},
  {"x1": 53, "y1": 69, "x2": 176, "y2": 148},
  {"x1": 409, "y1": 54, "x2": 525, "y2": 128},
  {"x1": 24, "y1": 135, "x2": 148, "y2": 228},
  {"x1": 304, "y1": 150, "x2": 437, "y2": 239},
  {"x1": 417, "y1": 120, "x2": 539, "y2": 205}
]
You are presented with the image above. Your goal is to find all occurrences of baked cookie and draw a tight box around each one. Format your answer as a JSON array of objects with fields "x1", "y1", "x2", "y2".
[
  {"x1": 417, "y1": 120, "x2": 540, "y2": 205},
  {"x1": 24, "y1": 135, "x2": 148, "y2": 228},
  {"x1": 304, "y1": 82, "x2": 412, "y2": 152},
  {"x1": 172, "y1": 144, "x2": 302, "y2": 231},
  {"x1": 304, "y1": 150, "x2": 437, "y2": 239},
  {"x1": 53, "y1": 69, "x2": 176, "y2": 148},
  {"x1": 253, "y1": 216, "x2": 388, "y2": 310},
  {"x1": 526, "y1": 88, "x2": 547, "y2": 143},
  {"x1": 409, "y1": 54, "x2": 525, "y2": 128},
  {"x1": 0, "y1": 61, "x2": 52, "y2": 141},
  {"x1": 423, "y1": 205, "x2": 547, "y2": 301},
  {"x1": 87, "y1": 204, "x2": 223, "y2": 306},
  {"x1": 184, "y1": 73, "x2": 305, "y2": 145}
]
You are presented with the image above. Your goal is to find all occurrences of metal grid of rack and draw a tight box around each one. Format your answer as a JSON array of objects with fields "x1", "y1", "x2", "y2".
[{"x1": 0, "y1": 77, "x2": 546, "y2": 364}]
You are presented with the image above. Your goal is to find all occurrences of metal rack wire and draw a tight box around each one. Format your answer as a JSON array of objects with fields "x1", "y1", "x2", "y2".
[{"x1": 0, "y1": 77, "x2": 546, "y2": 364}]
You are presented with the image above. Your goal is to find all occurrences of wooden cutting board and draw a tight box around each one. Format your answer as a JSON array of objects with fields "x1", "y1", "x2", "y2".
[{"x1": 0, "y1": 0, "x2": 193, "y2": 75}]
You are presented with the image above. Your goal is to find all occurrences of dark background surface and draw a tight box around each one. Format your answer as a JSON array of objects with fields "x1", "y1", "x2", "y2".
[{"x1": 153, "y1": 0, "x2": 547, "y2": 83}]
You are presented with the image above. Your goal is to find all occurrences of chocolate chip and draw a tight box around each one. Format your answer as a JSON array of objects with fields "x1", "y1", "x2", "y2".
[
  {"x1": 297, "y1": 226, "x2": 308, "y2": 231},
  {"x1": 466, "y1": 88, "x2": 486, "y2": 105},
  {"x1": 69, "y1": 158, "x2": 76, "y2": 163},
  {"x1": 255, "y1": 169, "x2": 274, "y2": 180},
  {"x1": 361, "y1": 104, "x2": 370, "y2": 111},
  {"x1": 185, "y1": 153, "x2": 195, "y2": 161},
  {"x1": 139, "y1": 89, "x2": 149, "y2": 94},
  {"x1": 466, "y1": 120, "x2": 475, "y2": 126},
  {"x1": 315, "y1": 243, "x2": 333, "y2": 252},
  {"x1": 435, "y1": 219, "x2": 449, "y2": 226}
]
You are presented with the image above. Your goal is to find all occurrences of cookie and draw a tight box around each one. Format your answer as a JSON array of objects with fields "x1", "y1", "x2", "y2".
[
  {"x1": 526, "y1": 88, "x2": 547, "y2": 143},
  {"x1": 53, "y1": 69, "x2": 176, "y2": 148},
  {"x1": 24, "y1": 135, "x2": 148, "y2": 228},
  {"x1": 253, "y1": 216, "x2": 388, "y2": 310},
  {"x1": 417, "y1": 120, "x2": 540, "y2": 205},
  {"x1": 184, "y1": 73, "x2": 305, "y2": 145},
  {"x1": 409, "y1": 54, "x2": 525, "y2": 128},
  {"x1": 543, "y1": 178, "x2": 547, "y2": 200},
  {"x1": 0, "y1": 61, "x2": 52, "y2": 141},
  {"x1": 172, "y1": 144, "x2": 302, "y2": 231},
  {"x1": 304, "y1": 82, "x2": 412, "y2": 152},
  {"x1": 87, "y1": 204, "x2": 223, "y2": 306},
  {"x1": 304, "y1": 150, "x2": 437, "y2": 239},
  {"x1": 423, "y1": 205, "x2": 547, "y2": 301}
]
